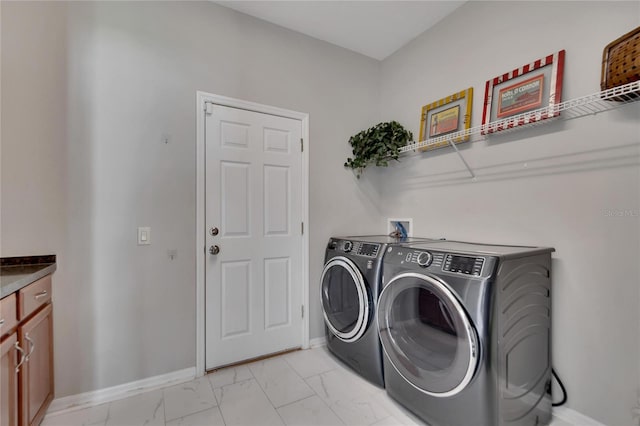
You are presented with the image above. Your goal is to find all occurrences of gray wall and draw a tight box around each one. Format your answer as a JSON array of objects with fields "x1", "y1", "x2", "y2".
[
  {"x1": 372, "y1": 2, "x2": 640, "y2": 425},
  {"x1": 1, "y1": 1, "x2": 382, "y2": 397},
  {"x1": 1, "y1": 3, "x2": 69, "y2": 261}
]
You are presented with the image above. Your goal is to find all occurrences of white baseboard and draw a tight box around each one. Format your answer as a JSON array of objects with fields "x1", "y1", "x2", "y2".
[
  {"x1": 46, "y1": 367, "x2": 196, "y2": 417},
  {"x1": 553, "y1": 406, "x2": 606, "y2": 426},
  {"x1": 309, "y1": 336, "x2": 327, "y2": 348}
]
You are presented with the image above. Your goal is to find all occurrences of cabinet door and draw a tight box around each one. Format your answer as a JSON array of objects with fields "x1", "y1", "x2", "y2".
[
  {"x1": 19, "y1": 304, "x2": 53, "y2": 426},
  {"x1": 1, "y1": 293, "x2": 18, "y2": 338},
  {"x1": 1, "y1": 333, "x2": 20, "y2": 426}
]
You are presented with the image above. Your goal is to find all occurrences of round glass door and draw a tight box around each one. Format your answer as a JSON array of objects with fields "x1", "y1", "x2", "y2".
[
  {"x1": 320, "y1": 256, "x2": 370, "y2": 342},
  {"x1": 377, "y1": 272, "x2": 478, "y2": 397}
]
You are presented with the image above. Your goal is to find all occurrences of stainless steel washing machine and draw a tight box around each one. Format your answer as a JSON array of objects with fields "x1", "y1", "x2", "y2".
[
  {"x1": 377, "y1": 240, "x2": 554, "y2": 426},
  {"x1": 320, "y1": 235, "x2": 436, "y2": 387}
]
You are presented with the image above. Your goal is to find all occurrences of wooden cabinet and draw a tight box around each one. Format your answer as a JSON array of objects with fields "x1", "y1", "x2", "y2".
[
  {"x1": 1, "y1": 293, "x2": 18, "y2": 337},
  {"x1": 19, "y1": 304, "x2": 53, "y2": 426},
  {"x1": 18, "y1": 276, "x2": 51, "y2": 321},
  {"x1": 1, "y1": 333, "x2": 20, "y2": 426},
  {"x1": 1, "y1": 275, "x2": 54, "y2": 426}
]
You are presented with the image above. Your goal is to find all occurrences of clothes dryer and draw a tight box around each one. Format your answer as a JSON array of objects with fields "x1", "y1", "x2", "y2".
[
  {"x1": 320, "y1": 235, "x2": 436, "y2": 387},
  {"x1": 377, "y1": 240, "x2": 554, "y2": 426}
]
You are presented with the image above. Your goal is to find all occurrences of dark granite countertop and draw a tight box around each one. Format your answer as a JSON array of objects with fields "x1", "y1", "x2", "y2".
[{"x1": 1, "y1": 255, "x2": 56, "y2": 299}]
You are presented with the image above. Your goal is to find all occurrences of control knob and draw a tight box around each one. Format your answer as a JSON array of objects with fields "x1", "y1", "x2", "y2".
[
  {"x1": 417, "y1": 251, "x2": 433, "y2": 267},
  {"x1": 343, "y1": 241, "x2": 353, "y2": 253}
]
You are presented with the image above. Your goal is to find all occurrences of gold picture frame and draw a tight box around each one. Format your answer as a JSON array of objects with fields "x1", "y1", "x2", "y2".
[{"x1": 419, "y1": 87, "x2": 473, "y2": 151}]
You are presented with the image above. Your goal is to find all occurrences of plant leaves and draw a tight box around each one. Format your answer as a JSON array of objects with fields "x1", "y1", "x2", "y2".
[{"x1": 343, "y1": 121, "x2": 412, "y2": 176}]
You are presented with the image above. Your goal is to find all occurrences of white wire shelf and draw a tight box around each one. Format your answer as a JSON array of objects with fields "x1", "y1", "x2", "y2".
[{"x1": 399, "y1": 81, "x2": 640, "y2": 177}]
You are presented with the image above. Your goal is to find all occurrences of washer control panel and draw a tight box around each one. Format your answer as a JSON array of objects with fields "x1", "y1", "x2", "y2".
[
  {"x1": 355, "y1": 242, "x2": 380, "y2": 257},
  {"x1": 328, "y1": 239, "x2": 380, "y2": 258}
]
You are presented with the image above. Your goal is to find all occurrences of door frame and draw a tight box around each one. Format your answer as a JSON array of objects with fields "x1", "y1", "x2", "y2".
[{"x1": 195, "y1": 91, "x2": 310, "y2": 377}]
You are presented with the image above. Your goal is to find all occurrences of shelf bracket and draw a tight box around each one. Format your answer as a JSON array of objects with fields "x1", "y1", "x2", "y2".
[{"x1": 447, "y1": 137, "x2": 475, "y2": 178}]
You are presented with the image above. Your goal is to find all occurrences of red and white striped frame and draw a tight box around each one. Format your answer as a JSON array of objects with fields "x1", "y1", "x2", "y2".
[{"x1": 481, "y1": 50, "x2": 565, "y2": 135}]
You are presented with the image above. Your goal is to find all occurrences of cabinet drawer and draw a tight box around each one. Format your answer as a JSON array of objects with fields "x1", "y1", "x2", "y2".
[
  {"x1": 18, "y1": 276, "x2": 52, "y2": 321},
  {"x1": 1, "y1": 293, "x2": 18, "y2": 337}
]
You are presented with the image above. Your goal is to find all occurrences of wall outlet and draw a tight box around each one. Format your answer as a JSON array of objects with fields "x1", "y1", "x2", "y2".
[{"x1": 387, "y1": 218, "x2": 413, "y2": 237}]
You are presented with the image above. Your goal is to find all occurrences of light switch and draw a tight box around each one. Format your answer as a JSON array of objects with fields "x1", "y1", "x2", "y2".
[{"x1": 138, "y1": 227, "x2": 151, "y2": 245}]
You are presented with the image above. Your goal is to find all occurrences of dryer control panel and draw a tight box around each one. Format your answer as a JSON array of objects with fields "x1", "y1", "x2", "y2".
[
  {"x1": 443, "y1": 254, "x2": 484, "y2": 276},
  {"x1": 396, "y1": 249, "x2": 445, "y2": 269},
  {"x1": 387, "y1": 247, "x2": 486, "y2": 277}
]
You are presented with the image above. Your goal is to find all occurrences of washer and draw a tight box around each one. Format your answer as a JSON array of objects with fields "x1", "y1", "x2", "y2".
[
  {"x1": 377, "y1": 240, "x2": 554, "y2": 426},
  {"x1": 320, "y1": 235, "x2": 436, "y2": 387}
]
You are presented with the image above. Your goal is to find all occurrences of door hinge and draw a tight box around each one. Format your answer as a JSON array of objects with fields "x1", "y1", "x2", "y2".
[
  {"x1": 204, "y1": 102, "x2": 213, "y2": 115},
  {"x1": 300, "y1": 138, "x2": 304, "y2": 152},
  {"x1": 301, "y1": 222, "x2": 304, "y2": 235},
  {"x1": 301, "y1": 305, "x2": 304, "y2": 318}
]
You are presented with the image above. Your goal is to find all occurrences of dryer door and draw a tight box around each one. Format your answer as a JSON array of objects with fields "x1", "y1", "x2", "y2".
[
  {"x1": 377, "y1": 272, "x2": 479, "y2": 397},
  {"x1": 321, "y1": 256, "x2": 370, "y2": 342}
]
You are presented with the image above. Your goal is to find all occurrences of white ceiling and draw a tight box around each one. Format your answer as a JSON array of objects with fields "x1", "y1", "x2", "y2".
[{"x1": 215, "y1": 1, "x2": 466, "y2": 60}]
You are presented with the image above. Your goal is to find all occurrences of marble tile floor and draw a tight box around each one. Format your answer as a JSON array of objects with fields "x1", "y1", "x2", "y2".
[{"x1": 43, "y1": 346, "x2": 573, "y2": 426}]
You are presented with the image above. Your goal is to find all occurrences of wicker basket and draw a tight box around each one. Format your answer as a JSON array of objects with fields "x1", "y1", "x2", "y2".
[{"x1": 601, "y1": 26, "x2": 640, "y2": 100}]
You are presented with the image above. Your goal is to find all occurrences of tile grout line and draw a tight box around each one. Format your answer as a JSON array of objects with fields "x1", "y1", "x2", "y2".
[
  {"x1": 275, "y1": 354, "x2": 340, "y2": 425},
  {"x1": 297, "y1": 359, "x2": 348, "y2": 426},
  {"x1": 273, "y1": 398, "x2": 288, "y2": 426},
  {"x1": 281, "y1": 349, "x2": 342, "y2": 417},
  {"x1": 275, "y1": 394, "x2": 317, "y2": 411},
  {"x1": 166, "y1": 404, "x2": 223, "y2": 425},
  {"x1": 251, "y1": 353, "x2": 334, "y2": 424},
  {"x1": 246, "y1": 359, "x2": 293, "y2": 416},
  {"x1": 213, "y1": 382, "x2": 229, "y2": 426},
  {"x1": 163, "y1": 375, "x2": 225, "y2": 425},
  {"x1": 241, "y1": 374, "x2": 284, "y2": 426},
  {"x1": 211, "y1": 382, "x2": 228, "y2": 426},
  {"x1": 301, "y1": 350, "x2": 398, "y2": 425},
  {"x1": 213, "y1": 365, "x2": 260, "y2": 426},
  {"x1": 283, "y1": 348, "x2": 340, "y2": 386},
  {"x1": 274, "y1": 393, "x2": 318, "y2": 410}
]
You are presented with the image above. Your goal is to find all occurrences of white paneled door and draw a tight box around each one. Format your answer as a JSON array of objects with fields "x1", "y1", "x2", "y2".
[{"x1": 205, "y1": 104, "x2": 304, "y2": 370}]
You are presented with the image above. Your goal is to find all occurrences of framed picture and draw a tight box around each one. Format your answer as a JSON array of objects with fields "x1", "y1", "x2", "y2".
[
  {"x1": 481, "y1": 50, "x2": 565, "y2": 135},
  {"x1": 419, "y1": 87, "x2": 473, "y2": 151}
]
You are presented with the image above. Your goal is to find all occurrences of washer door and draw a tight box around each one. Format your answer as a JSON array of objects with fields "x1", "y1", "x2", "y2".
[
  {"x1": 321, "y1": 256, "x2": 370, "y2": 342},
  {"x1": 377, "y1": 272, "x2": 479, "y2": 397}
]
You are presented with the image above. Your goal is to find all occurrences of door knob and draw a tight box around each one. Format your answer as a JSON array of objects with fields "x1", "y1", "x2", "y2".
[{"x1": 209, "y1": 245, "x2": 220, "y2": 255}]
